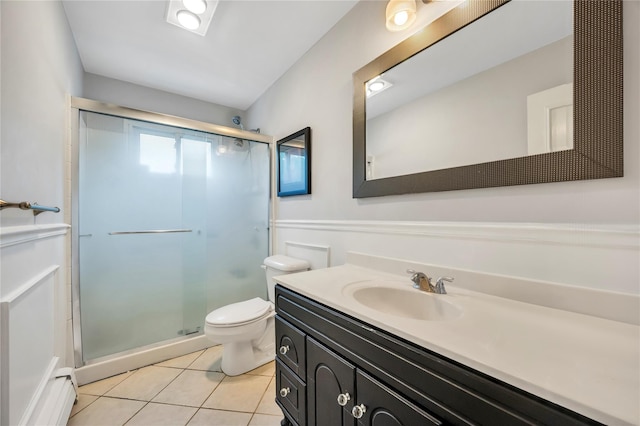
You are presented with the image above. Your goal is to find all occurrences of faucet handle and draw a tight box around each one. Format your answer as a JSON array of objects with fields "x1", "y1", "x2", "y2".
[
  {"x1": 434, "y1": 276, "x2": 454, "y2": 294},
  {"x1": 406, "y1": 269, "x2": 429, "y2": 289}
]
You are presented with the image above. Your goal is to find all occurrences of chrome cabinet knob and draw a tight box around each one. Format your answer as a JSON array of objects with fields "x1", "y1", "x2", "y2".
[
  {"x1": 337, "y1": 392, "x2": 351, "y2": 406},
  {"x1": 279, "y1": 387, "x2": 290, "y2": 397},
  {"x1": 352, "y1": 404, "x2": 367, "y2": 419},
  {"x1": 279, "y1": 345, "x2": 289, "y2": 355}
]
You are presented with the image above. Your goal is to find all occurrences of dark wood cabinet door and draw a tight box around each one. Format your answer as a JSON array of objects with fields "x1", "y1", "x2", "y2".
[
  {"x1": 306, "y1": 337, "x2": 356, "y2": 426},
  {"x1": 276, "y1": 317, "x2": 306, "y2": 380},
  {"x1": 355, "y1": 370, "x2": 442, "y2": 426}
]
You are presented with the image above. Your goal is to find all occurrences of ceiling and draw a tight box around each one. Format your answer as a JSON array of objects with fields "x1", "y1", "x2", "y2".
[{"x1": 62, "y1": 0, "x2": 359, "y2": 111}]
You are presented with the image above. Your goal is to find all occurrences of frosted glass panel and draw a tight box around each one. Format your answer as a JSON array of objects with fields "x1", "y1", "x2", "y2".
[{"x1": 78, "y1": 112, "x2": 269, "y2": 362}]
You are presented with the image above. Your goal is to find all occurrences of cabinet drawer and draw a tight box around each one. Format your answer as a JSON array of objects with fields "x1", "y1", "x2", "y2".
[
  {"x1": 276, "y1": 316, "x2": 306, "y2": 379},
  {"x1": 276, "y1": 359, "x2": 306, "y2": 426}
]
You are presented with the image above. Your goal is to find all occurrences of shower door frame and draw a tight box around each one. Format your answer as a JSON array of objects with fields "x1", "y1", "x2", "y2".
[{"x1": 69, "y1": 97, "x2": 274, "y2": 369}]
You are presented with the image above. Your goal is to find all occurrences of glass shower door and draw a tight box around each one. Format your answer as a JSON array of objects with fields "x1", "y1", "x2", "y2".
[{"x1": 77, "y1": 111, "x2": 269, "y2": 363}]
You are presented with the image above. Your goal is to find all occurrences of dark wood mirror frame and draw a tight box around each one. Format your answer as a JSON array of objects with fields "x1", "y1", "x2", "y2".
[
  {"x1": 353, "y1": 0, "x2": 622, "y2": 198},
  {"x1": 277, "y1": 127, "x2": 311, "y2": 197}
]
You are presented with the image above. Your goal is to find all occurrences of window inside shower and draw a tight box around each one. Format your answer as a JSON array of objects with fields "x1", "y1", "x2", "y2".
[{"x1": 76, "y1": 111, "x2": 270, "y2": 364}]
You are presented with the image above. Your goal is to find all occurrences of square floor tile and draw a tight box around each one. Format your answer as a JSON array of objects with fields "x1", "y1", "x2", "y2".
[
  {"x1": 188, "y1": 346, "x2": 223, "y2": 372},
  {"x1": 78, "y1": 371, "x2": 134, "y2": 396},
  {"x1": 187, "y1": 408, "x2": 252, "y2": 426},
  {"x1": 106, "y1": 366, "x2": 181, "y2": 401},
  {"x1": 155, "y1": 350, "x2": 205, "y2": 369},
  {"x1": 152, "y1": 370, "x2": 225, "y2": 407},
  {"x1": 249, "y1": 414, "x2": 282, "y2": 426},
  {"x1": 67, "y1": 396, "x2": 145, "y2": 426},
  {"x1": 255, "y1": 378, "x2": 281, "y2": 416},
  {"x1": 126, "y1": 402, "x2": 197, "y2": 426},
  {"x1": 69, "y1": 394, "x2": 98, "y2": 417},
  {"x1": 246, "y1": 360, "x2": 275, "y2": 377},
  {"x1": 202, "y1": 374, "x2": 271, "y2": 413}
]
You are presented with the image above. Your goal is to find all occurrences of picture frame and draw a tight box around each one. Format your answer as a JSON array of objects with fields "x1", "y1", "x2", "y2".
[{"x1": 277, "y1": 127, "x2": 311, "y2": 197}]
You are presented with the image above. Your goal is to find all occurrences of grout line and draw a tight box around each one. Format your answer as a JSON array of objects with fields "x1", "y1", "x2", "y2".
[
  {"x1": 68, "y1": 394, "x2": 100, "y2": 419},
  {"x1": 147, "y1": 365, "x2": 190, "y2": 403},
  {"x1": 121, "y1": 400, "x2": 150, "y2": 426},
  {"x1": 69, "y1": 354, "x2": 281, "y2": 426},
  {"x1": 184, "y1": 406, "x2": 200, "y2": 426}
]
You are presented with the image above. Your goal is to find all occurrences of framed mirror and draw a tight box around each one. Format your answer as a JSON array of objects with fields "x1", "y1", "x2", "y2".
[
  {"x1": 277, "y1": 127, "x2": 311, "y2": 197},
  {"x1": 353, "y1": 0, "x2": 623, "y2": 198}
]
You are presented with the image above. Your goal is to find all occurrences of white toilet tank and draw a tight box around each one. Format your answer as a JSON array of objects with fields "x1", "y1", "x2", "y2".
[{"x1": 263, "y1": 255, "x2": 310, "y2": 301}]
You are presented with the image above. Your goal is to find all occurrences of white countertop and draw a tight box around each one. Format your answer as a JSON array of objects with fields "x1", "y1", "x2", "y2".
[{"x1": 274, "y1": 264, "x2": 640, "y2": 426}]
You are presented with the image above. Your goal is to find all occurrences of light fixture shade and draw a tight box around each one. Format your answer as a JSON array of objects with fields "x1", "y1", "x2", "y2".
[
  {"x1": 177, "y1": 10, "x2": 200, "y2": 30},
  {"x1": 386, "y1": 0, "x2": 417, "y2": 31},
  {"x1": 183, "y1": 0, "x2": 206, "y2": 14}
]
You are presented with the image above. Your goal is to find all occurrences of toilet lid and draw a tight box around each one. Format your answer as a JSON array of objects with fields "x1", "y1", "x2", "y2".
[{"x1": 206, "y1": 297, "x2": 272, "y2": 326}]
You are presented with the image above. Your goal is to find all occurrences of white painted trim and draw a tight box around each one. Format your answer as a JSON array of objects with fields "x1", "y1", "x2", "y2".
[
  {"x1": 0, "y1": 265, "x2": 60, "y2": 304},
  {"x1": 0, "y1": 224, "x2": 70, "y2": 248},
  {"x1": 275, "y1": 220, "x2": 639, "y2": 250},
  {"x1": 0, "y1": 265, "x2": 60, "y2": 425},
  {"x1": 0, "y1": 296, "x2": 9, "y2": 426}
]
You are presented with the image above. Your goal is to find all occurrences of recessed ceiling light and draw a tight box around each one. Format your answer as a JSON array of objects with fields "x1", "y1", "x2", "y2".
[
  {"x1": 183, "y1": 0, "x2": 206, "y2": 15},
  {"x1": 166, "y1": 0, "x2": 218, "y2": 36},
  {"x1": 366, "y1": 77, "x2": 393, "y2": 98},
  {"x1": 177, "y1": 10, "x2": 200, "y2": 30},
  {"x1": 369, "y1": 81, "x2": 386, "y2": 92}
]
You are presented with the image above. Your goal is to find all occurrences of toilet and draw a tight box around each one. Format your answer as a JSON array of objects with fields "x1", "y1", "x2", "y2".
[{"x1": 204, "y1": 255, "x2": 310, "y2": 376}]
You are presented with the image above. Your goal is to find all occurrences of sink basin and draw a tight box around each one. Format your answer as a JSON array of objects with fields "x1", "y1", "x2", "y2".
[{"x1": 343, "y1": 280, "x2": 462, "y2": 321}]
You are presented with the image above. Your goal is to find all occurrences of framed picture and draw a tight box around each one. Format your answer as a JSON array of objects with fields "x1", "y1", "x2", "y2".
[{"x1": 277, "y1": 127, "x2": 311, "y2": 197}]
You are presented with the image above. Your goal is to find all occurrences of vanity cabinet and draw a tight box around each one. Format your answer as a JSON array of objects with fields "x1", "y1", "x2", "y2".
[
  {"x1": 274, "y1": 285, "x2": 602, "y2": 426},
  {"x1": 306, "y1": 336, "x2": 440, "y2": 426}
]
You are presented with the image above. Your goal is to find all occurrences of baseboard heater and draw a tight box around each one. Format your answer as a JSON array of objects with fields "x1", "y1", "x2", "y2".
[{"x1": 31, "y1": 368, "x2": 78, "y2": 426}]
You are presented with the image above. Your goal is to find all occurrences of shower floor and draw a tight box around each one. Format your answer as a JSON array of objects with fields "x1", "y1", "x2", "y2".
[{"x1": 67, "y1": 345, "x2": 281, "y2": 426}]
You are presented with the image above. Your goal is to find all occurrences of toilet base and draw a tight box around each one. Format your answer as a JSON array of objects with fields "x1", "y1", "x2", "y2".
[{"x1": 218, "y1": 319, "x2": 275, "y2": 376}]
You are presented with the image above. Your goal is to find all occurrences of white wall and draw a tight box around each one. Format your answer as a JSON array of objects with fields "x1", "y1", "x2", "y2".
[
  {"x1": 1, "y1": 0, "x2": 83, "y2": 424},
  {"x1": 83, "y1": 73, "x2": 245, "y2": 128},
  {"x1": 248, "y1": 1, "x2": 640, "y2": 295}
]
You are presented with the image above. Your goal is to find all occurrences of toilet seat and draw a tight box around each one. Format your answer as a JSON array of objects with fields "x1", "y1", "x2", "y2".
[{"x1": 206, "y1": 297, "x2": 273, "y2": 328}]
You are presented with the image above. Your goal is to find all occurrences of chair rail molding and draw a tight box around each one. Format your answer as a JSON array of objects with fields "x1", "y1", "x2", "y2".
[
  {"x1": 0, "y1": 224, "x2": 71, "y2": 248},
  {"x1": 273, "y1": 220, "x2": 639, "y2": 250}
]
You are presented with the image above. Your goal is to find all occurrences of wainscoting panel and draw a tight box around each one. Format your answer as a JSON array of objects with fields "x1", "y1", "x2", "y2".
[{"x1": 0, "y1": 225, "x2": 71, "y2": 425}]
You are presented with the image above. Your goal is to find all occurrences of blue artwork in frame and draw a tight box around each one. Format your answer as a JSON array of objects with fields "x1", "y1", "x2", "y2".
[{"x1": 277, "y1": 127, "x2": 311, "y2": 197}]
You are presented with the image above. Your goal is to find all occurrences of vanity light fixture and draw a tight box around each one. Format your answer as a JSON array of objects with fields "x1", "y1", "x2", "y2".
[
  {"x1": 166, "y1": 0, "x2": 218, "y2": 36},
  {"x1": 386, "y1": 0, "x2": 417, "y2": 31}
]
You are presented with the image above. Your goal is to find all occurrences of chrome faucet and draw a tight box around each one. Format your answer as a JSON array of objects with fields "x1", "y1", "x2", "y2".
[{"x1": 406, "y1": 270, "x2": 453, "y2": 294}]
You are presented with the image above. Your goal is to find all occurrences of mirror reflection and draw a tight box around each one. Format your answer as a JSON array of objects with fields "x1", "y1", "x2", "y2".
[{"x1": 365, "y1": 0, "x2": 573, "y2": 181}]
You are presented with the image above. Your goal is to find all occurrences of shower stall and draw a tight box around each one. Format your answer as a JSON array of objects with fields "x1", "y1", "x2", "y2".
[{"x1": 70, "y1": 99, "x2": 272, "y2": 382}]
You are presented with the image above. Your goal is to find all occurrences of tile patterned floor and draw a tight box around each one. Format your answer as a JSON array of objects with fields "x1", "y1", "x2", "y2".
[{"x1": 67, "y1": 346, "x2": 283, "y2": 426}]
